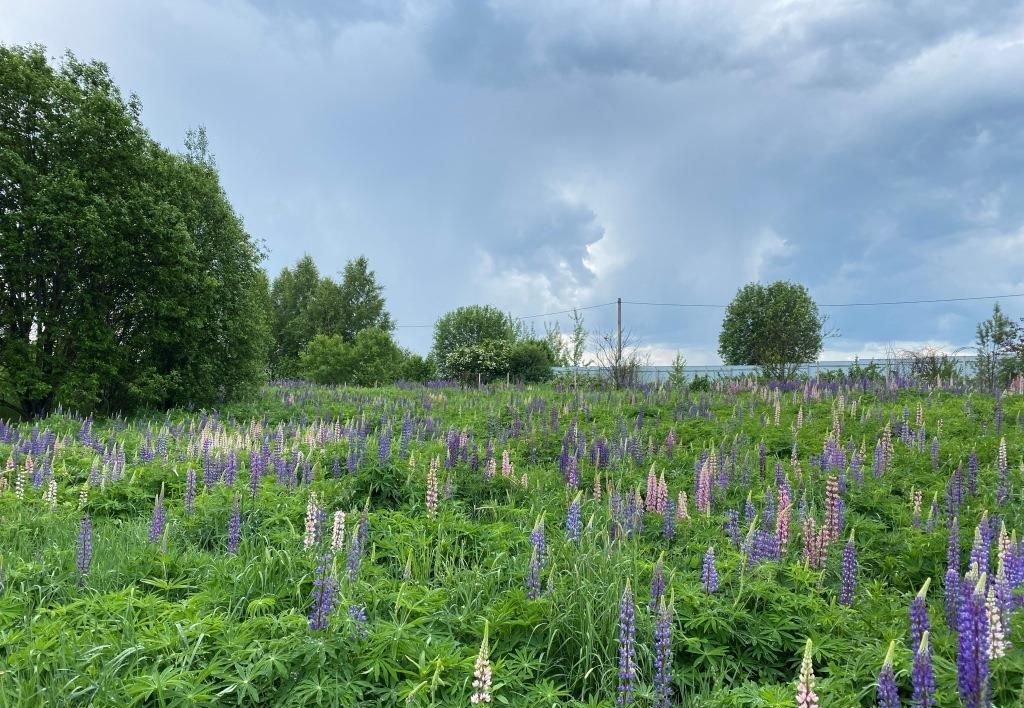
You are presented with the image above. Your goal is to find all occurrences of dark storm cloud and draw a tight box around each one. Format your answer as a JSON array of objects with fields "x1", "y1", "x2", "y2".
[{"x1": 3, "y1": 0, "x2": 1024, "y2": 361}]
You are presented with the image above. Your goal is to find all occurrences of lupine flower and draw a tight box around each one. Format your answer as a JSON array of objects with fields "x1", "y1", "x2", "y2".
[
  {"x1": 225, "y1": 494, "x2": 242, "y2": 553},
  {"x1": 43, "y1": 478, "x2": 57, "y2": 509},
  {"x1": 677, "y1": 491, "x2": 689, "y2": 520},
  {"x1": 304, "y1": 492, "x2": 321, "y2": 549},
  {"x1": 823, "y1": 476, "x2": 841, "y2": 546},
  {"x1": 308, "y1": 552, "x2": 338, "y2": 630},
  {"x1": 653, "y1": 598, "x2": 673, "y2": 708},
  {"x1": 695, "y1": 459, "x2": 712, "y2": 515},
  {"x1": 839, "y1": 529, "x2": 856, "y2": 606},
  {"x1": 997, "y1": 437, "x2": 1009, "y2": 504},
  {"x1": 346, "y1": 526, "x2": 362, "y2": 580},
  {"x1": 184, "y1": 468, "x2": 197, "y2": 514},
  {"x1": 957, "y1": 572, "x2": 990, "y2": 708},
  {"x1": 910, "y1": 578, "x2": 931, "y2": 651},
  {"x1": 530, "y1": 515, "x2": 546, "y2": 561},
  {"x1": 877, "y1": 641, "x2": 899, "y2": 708},
  {"x1": 970, "y1": 514, "x2": 990, "y2": 578},
  {"x1": 945, "y1": 566, "x2": 961, "y2": 630},
  {"x1": 645, "y1": 465, "x2": 657, "y2": 511},
  {"x1": 796, "y1": 638, "x2": 819, "y2": 708},
  {"x1": 348, "y1": 604, "x2": 369, "y2": 639},
  {"x1": 649, "y1": 554, "x2": 665, "y2": 610},
  {"x1": 77, "y1": 481, "x2": 89, "y2": 510},
  {"x1": 701, "y1": 546, "x2": 719, "y2": 593},
  {"x1": 526, "y1": 546, "x2": 542, "y2": 600},
  {"x1": 662, "y1": 496, "x2": 675, "y2": 540},
  {"x1": 912, "y1": 487, "x2": 923, "y2": 528},
  {"x1": 566, "y1": 493, "x2": 582, "y2": 545},
  {"x1": 802, "y1": 517, "x2": 826, "y2": 570},
  {"x1": 76, "y1": 513, "x2": 92, "y2": 582},
  {"x1": 776, "y1": 486, "x2": 792, "y2": 549},
  {"x1": 330, "y1": 510, "x2": 346, "y2": 553},
  {"x1": 926, "y1": 493, "x2": 938, "y2": 533},
  {"x1": 616, "y1": 580, "x2": 637, "y2": 706},
  {"x1": 426, "y1": 456, "x2": 439, "y2": 519},
  {"x1": 593, "y1": 470, "x2": 602, "y2": 502},
  {"x1": 986, "y1": 582, "x2": 1008, "y2": 659},
  {"x1": 470, "y1": 622, "x2": 493, "y2": 704},
  {"x1": 743, "y1": 491, "x2": 756, "y2": 526},
  {"x1": 148, "y1": 485, "x2": 166, "y2": 544},
  {"x1": 913, "y1": 631, "x2": 936, "y2": 708}
]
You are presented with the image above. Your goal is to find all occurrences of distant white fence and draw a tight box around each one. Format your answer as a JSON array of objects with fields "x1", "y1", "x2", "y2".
[{"x1": 553, "y1": 356, "x2": 981, "y2": 383}]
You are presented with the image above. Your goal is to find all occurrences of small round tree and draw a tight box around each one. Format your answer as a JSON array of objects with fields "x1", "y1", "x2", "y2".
[
  {"x1": 432, "y1": 305, "x2": 516, "y2": 380},
  {"x1": 718, "y1": 281, "x2": 824, "y2": 380}
]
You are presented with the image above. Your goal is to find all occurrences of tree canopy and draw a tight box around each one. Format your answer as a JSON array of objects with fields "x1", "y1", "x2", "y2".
[
  {"x1": 717, "y1": 281, "x2": 824, "y2": 380},
  {"x1": 0, "y1": 45, "x2": 270, "y2": 417},
  {"x1": 269, "y1": 255, "x2": 393, "y2": 378}
]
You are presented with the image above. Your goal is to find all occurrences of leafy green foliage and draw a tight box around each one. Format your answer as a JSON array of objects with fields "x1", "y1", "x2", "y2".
[
  {"x1": 269, "y1": 255, "x2": 393, "y2": 378},
  {"x1": 432, "y1": 306, "x2": 515, "y2": 379},
  {"x1": 508, "y1": 340, "x2": 556, "y2": 383},
  {"x1": 0, "y1": 45, "x2": 270, "y2": 416},
  {"x1": 718, "y1": 281, "x2": 825, "y2": 380}
]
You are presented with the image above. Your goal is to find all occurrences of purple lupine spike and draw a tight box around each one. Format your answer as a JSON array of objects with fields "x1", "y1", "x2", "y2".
[
  {"x1": 701, "y1": 546, "x2": 719, "y2": 593},
  {"x1": 184, "y1": 468, "x2": 196, "y2": 514},
  {"x1": 839, "y1": 529, "x2": 856, "y2": 606},
  {"x1": 526, "y1": 546, "x2": 542, "y2": 600},
  {"x1": 912, "y1": 632, "x2": 936, "y2": 708},
  {"x1": 663, "y1": 496, "x2": 676, "y2": 540},
  {"x1": 652, "y1": 598, "x2": 673, "y2": 708},
  {"x1": 308, "y1": 552, "x2": 338, "y2": 630},
  {"x1": 876, "y1": 641, "x2": 899, "y2": 708},
  {"x1": 358, "y1": 504, "x2": 370, "y2": 557},
  {"x1": 76, "y1": 514, "x2": 92, "y2": 582},
  {"x1": 945, "y1": 566, "x2": 961, "y2": 629},
  {"x1": 649, "y1": 555, "x2": 665, "y2": 610},
  {"x1": 227, "y1": 494, "x2": 241, "y2": 554},
  {"x1": 970, "y1": 515, "x2": 990, "y2": 578},
  {"x1": 148, "y1": 486, "x2": 166, "y2": 544},
  {"x1": 616, "y1": 580, "x2": 637, "y2": 706},
  {"x1": 348, "y1": 604, "x2": 369, "y2": 639},
  {"x1": 957, "y1": 572, "x2": 990, "y2": 708},
  {"x1": 530, "y1": 515, "x2": 546, "y2": 561},
  {"x1": 346, "y1": 526, "x2": 362, "y2": 581},
  {"x1": 566, "y1": 494, "x2": 581, "y2": 545},
  {"x1": 910, "y1": 578, "x2": 931, "y2": 651},
  {"x1": 996, "y1": 437, "x2": 1009, "y2": 505},
  {"x1": 723, "y1": 510, "x2": 740, "y2": 547}
]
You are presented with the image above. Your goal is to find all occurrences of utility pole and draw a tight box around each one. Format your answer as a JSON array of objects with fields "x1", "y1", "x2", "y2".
[{"x1": 617, "y1": 297, "x2": 622, "y2": 364}]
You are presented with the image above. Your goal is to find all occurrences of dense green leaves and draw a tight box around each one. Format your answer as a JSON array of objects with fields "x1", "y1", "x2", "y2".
[
  {"x1": 718, "y1": 281, "x2": 825, "y2": 381},
  {"x1": 269, "y1": 255, "x2": 393, "y2": 378},
  {"x1": 0, "y1": 45, "x2": 270, "y2": 416}
]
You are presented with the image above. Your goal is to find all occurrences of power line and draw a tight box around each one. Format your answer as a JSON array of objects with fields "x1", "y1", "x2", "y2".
[
  {"x1": 395, "y1": 292, "x2": 1024, "y2": 328},
  {"x1": 624, "y1": 292, "x2": 1024, "y2": 309},
  {"x1": 395, "y1": 301, "x2": 617, "y2": 328}
]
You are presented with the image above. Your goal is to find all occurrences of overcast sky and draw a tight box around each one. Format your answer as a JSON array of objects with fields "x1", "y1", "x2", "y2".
[{"x1": 5, "y1": 0, "x2": 1024, "y2": 362}]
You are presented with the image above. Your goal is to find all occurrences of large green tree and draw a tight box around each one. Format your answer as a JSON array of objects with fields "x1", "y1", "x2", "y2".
[
  {"x1": 0, "y1": 45, "x2": 270, "y2": 416},
  {"x1": 432, "y1": 305, "x2": 516, "y2": 380},
  {"x1": 718, "y1": 281, "x2": 825, "y2": 380}
]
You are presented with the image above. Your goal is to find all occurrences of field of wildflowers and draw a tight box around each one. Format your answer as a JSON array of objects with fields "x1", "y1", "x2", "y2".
[{"x1": 1, "y1": 379, "x2": 1023, "y2": 706}]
